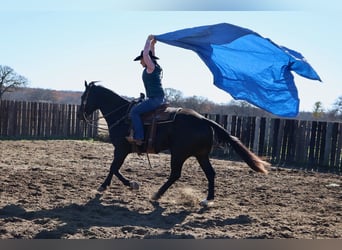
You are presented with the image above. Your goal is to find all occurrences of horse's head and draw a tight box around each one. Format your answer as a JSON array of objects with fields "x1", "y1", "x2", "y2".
[{"x1": 77, "y1": 80, "x2": 100, "y2": 121}]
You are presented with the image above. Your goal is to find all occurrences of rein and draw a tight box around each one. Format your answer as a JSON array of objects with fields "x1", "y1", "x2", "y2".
[
  {"x1": 81, "y1": 85, "x2": 154, "y2": 168},
  {"x1": 83, "y1": 102, "x2": 131, "y2": 132}
]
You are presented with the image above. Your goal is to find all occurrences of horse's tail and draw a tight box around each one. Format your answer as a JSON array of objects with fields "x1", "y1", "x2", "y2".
[{"x1": 205, "y1": 118, "x2": 269, "y2": 174}]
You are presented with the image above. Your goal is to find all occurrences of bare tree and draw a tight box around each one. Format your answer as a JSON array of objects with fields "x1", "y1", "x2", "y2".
[
  {"x1": 0, "y1": 65, "x2": 28, "y2": 99},
  {"x1": 329, "y1": 96, "x2": 342, "y2": 119},
  {"x1": 181, "y1": 95, "x2": 215, "y2": 113},
  {"x1": 164, "y1": 88, "x2": 183, "y2": 105}
]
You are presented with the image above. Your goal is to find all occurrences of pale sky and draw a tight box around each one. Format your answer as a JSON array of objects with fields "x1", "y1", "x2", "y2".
[{"x1": 1, "y1": 0, "x2": 341, "y2": 112}]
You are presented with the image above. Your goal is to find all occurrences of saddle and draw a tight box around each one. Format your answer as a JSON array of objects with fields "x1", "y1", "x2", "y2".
[
  {"x1": 141, "y1": 104, "x2": 180, "y2": 125},
  {"x1": 132, "y1": 103, "x2": 182, "y2": 154}
]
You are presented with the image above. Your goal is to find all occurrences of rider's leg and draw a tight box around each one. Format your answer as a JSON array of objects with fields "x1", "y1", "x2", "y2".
[{"x1": 128, "y1": 96, "x2": 164, "y2": 142}]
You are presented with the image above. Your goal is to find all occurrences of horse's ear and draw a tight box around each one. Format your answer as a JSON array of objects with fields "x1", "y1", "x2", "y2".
[
  {"x1": 89, "y1": 81, "x2": 100, "y2": 86},
  {"x1": 84, "y1": 80, "x2": 88, "y2": 88}
]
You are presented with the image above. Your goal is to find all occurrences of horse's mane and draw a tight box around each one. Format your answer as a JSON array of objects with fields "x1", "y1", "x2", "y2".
[{"x1": 94, "y1": 85, "x2": 130, "y2": 104}]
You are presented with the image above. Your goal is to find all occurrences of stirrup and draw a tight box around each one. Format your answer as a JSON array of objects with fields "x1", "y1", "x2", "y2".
[{"x1": 125, "y1": 136, "x2": 144, "y2": 146}]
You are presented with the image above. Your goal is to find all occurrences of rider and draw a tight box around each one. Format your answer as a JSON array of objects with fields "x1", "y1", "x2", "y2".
[{"x1": 126, "y1": 35, "x2": 165, "y2": 145}]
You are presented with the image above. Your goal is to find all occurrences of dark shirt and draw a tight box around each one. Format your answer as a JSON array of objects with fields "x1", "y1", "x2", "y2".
[{"x1": 142, "y1": 64, "x2": 164, "y2": 98}]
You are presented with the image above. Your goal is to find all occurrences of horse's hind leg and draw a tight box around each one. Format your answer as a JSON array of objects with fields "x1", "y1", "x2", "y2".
[
  {"x1": 151, "y1": 154, "x2": 187, "y2": 201},
  {"x1": 196, "y1": 154, "x2": 216, "y2": 202}
]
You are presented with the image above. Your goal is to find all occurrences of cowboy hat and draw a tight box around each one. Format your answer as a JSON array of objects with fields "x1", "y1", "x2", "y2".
[{"x1": 134, "y1": 50, "x2": 159, "y2": 61}]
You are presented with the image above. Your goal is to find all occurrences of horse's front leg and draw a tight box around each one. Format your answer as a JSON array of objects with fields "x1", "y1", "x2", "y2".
[{"x1": 98, "y1": 149, "x2": 130, "y2": 192}]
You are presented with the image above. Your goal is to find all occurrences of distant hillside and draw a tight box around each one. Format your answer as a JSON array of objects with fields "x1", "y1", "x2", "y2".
[{"x1": 2, "y1": 87, "x2": 82, "y2": 104}]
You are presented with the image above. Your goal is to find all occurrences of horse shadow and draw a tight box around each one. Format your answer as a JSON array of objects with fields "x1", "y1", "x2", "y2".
[
  {"x1": 0, "y1": 194, "x2": 258, "y2": 239},
  {"x1": 0, "y1": 193, "x2": 193, "y2": 239}
]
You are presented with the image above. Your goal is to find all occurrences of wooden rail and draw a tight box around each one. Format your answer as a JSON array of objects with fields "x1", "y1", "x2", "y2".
[
  {"x1": 204, "y1": 114, "x2": 342, "y2": 173},
  {"x1": 0, "y1": 100, "x2": 98, "y2": 139},
  {"x1": 1, "y1": 100, "x2": 340, "y2": 173}
]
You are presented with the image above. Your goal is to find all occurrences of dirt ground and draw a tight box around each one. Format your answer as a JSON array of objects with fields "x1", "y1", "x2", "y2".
[{"x1": 0, "y1": 140, "x2": 341, "y2": 239}]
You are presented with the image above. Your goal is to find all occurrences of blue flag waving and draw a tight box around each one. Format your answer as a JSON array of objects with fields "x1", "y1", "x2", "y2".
[{"x1": 155, "y1": 23, "x2": 321, "y2": 117}]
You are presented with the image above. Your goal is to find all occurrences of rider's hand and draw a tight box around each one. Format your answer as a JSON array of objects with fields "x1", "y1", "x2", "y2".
[{"x1": 147, "y1": 34, "x2": 155, "y2": 41}]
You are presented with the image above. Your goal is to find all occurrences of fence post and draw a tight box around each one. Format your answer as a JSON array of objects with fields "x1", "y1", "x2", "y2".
[
  {"x1": 258, "y1": 117, "x2": 266, "y2": 156},
  {"x1": 323, "y1": 122, "x2": 333, "y2": 168},
  {"x1": 253, "y1": 117, "x2": 260, "y2": 154},
  {"x1": 335, "y1": 123, "x2": 342, "y2": 172},
  {"x1": 318, "y1": 122, "x2": 327, "y2": 169}
]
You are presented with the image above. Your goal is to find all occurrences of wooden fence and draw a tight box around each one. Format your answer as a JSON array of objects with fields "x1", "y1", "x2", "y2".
[
  {"x1": 204, "y1": 114, "x2": 342, "y2": 173},
  {"x1": 0, "y1": 100, "x2": 98, "y2": 139},
  {"x1": 1, "y1": 100, "x2": 341, "y2": 173}
]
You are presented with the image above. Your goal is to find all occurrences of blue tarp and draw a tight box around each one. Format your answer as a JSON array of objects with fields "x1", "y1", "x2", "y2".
[{"x1": 155, "y1": 23, "x2": 321, "y2": 117}]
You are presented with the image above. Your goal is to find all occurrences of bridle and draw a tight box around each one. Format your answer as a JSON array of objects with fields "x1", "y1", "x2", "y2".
[{"x1": 80, "y1": 86, "x2": 131, "y2": 132}]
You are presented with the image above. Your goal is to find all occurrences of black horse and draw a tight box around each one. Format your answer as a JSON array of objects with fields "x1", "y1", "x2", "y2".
[{"x1": 78, "y1": 81, "x2": 269, "y2": 206}]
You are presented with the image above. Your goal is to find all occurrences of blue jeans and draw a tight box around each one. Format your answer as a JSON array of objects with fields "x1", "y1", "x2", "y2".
[{"x1": 129, "y1": 96, "x2": 164, "y2": 140}]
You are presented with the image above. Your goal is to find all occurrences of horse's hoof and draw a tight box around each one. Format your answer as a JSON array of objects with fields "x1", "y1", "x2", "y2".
[
  {"x1": 130, "y1": 181, "x2": 140, "y2": 190},
  {"x1": 200, "y1": 199, "x2": 214, "y2": 207},
  {"x1": 151, "y1": 193, "x2": 160, "y2": 201},
  {"x1": 98, "y1": 186, "x2": 106, "y2": 192}
]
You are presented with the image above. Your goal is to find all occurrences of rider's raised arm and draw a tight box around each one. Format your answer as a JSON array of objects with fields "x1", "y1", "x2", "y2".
[{"x1": 143, "y1": 34, "x2": 156, "y2": 73}]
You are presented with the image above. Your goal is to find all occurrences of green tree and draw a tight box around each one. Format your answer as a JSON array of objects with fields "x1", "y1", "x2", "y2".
[
  {"x1": 312, "y1": 101, "x2": 324, "y2": 118},
  {"x1": 0, "y1": 65, "x2": 28, "y2": 99}
]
